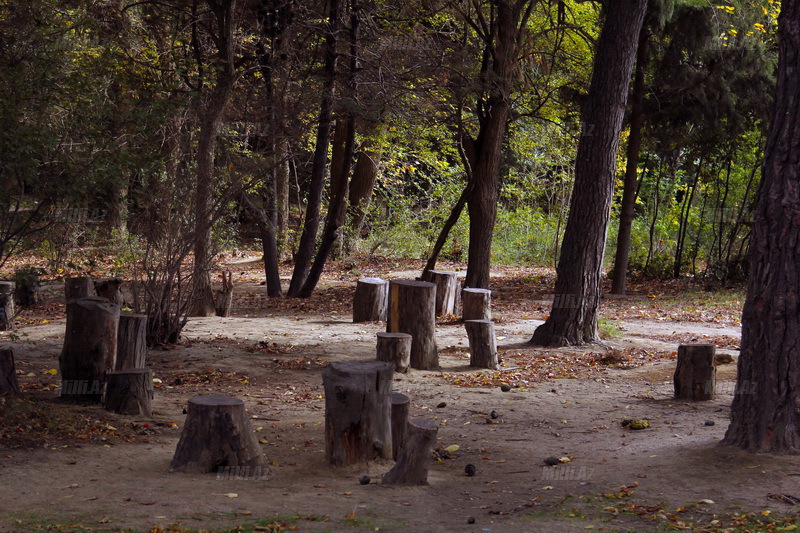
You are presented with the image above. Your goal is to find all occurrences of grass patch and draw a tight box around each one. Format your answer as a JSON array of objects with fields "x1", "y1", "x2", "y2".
[{"x1": 598, "y1": 317, "x2": 623, "y2": 339}]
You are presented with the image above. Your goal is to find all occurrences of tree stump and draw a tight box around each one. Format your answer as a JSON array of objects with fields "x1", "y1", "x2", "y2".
[
  {"x1": 104, "y1": 368, "x2": 153, "y2": 415},
  {"x1": 353, "y1": 277, "x2": 388, "y2": 322},
  {"x1": 382, "y1": 418, "x2": 438, "y2": 485},
  {"x1": 323, "y1": 361, "x2": 394, "y2": 466},
  {"x1": 429, "y1": 270, "x2": 459, "y2": 317},
  {"x1": 65, "y1": 276, "x2": 95, "y2": 302},
  {"x1": 465, "y1": 319, "x2": 498, "y2": 369},
  {"x1": 59, "y1": 297, "x2": 120, "y2": 402},
  {"x1": 462, "y1": 288, "x2": 492, "y2": 321},
  {"x1": 116, "y1": 312, "x2": 147, "y2": 370},
  {"x1": 387, "y1": 280, "x2": 439, "y2": 370},
  {"x1": 390, "y1": 392, "x2": 410, "y2": 461},
  {"x1": 95, "y1": 277, "x2": 123, "y2": 306},
  {"x1": 674, "y1": 344, "x2": 716, "y2": 401},
  {"x1": 376, "y1": 332, "x2": 412, "y2": 374},
  {"x1": 215, "y1": 271, "x2": 233, "y2": 317},
  {"x1": 0, "y1": 281, "x2": 14, "y2": 331},
  {"x1": 0, "y1": 348, "x2": 20, "y2": 395},
  {"x1": 170, "y1": 395, "x2": 265, "y2": 474}
]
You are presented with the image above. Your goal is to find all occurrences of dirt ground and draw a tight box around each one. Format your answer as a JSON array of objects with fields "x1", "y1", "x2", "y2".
[{"x1": 2, "y1": 259, "x2": 799, "y2": 532}]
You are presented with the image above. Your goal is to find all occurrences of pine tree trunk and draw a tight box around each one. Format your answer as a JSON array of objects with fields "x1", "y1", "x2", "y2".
[
  {"x1": 723, "y1": 1, "x2": 800, "y2": 453},
  {"x1": 530, "y1": 0, "x2": 648, "y2": 347}
]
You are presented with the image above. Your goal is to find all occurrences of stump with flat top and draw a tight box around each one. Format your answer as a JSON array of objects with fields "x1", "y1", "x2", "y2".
[
  {"x1": 94, "y1": 277, "x2": 123, "y2": 306},
  {"x1": 59, "y1": 297, "x2": 120, "y2": 402},
  {"x1": 170, "y1": 395, "x2": 265, "y2": 473},
  {"x1": 465, "y1": 319, "x2": 498, "y2": 369},
  {"x1": 65, "y1": 276, "x2": 95, "y2": 302},
  {"x1": 215, "y1": 271, "x2": 234, "y2": 317},
  {"x1": 462, "y1": 288, "x2": 491, "y2": 321},
  {"x1": 116, "y1": 312, "x2": 147, "y2": 370},
  {"x1": 390, "y1": 392, "x2": 410, "y2": 461},
  {"x1": 104, "y1": 368, "x2": 153, "y2": 415},
  {"x1": 428, "y1": 270, "x2": 459, "y2": 317},
  {"x1": 387, "y1": 280, "x2": 438, "y2": 370},
  {"x1": 0, "y1": 282, "x2": 14, "y2": 331},
  {"x1": 353, "y1": 277, "x2": 388, "y2": 322},
  {"x1": 382, "y1": 418, "x2": 438, "y2": 485},
  {"x1": 323, "y1": 361, "x2": 393, "y2": 466},
  {"x1": 674, "y1": 344, "x2": 716, "y2": 401},
  {"x1": 0, "y1": 348, "x2": 20, "y2": 395},
  {"x1": 376, "y1": 332, "x2": 411, "y2": 374}
]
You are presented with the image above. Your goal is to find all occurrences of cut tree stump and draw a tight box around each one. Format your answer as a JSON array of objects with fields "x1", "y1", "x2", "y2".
[
  {"x1": 323, "y1": 361, "x2": 393, "y2": 466},
  {"x1": 104, "y1": 368, "x2": 153, "y2": 415},
  {"x1": 94, "y1": 277, "x2": 123, "y2": 306},
  {"x1": 465, "y1": 319, "x2": 498, "y2": 369},
  {"x1": 390, "y1": 392, "x2": 410, "y2": 461},
  {"x1": 59, "y1": 297, "x2": 120, "y2": 402},
  {"x1": 674, "y1": 344, "x2": 716, "y2": 401},
  {"x1": 65, "y1": 276, "x2": 95, "y2": 302},
  {"x1": 376, "y1": 332, "x2": 411, "y2": 374},
  {"x1": 170, "y1": 395, "x2": 265, "y2": 474},
  {"x1": 116, "y1": 312, "x2": 147, "y2": 370},
  {"x1": 353, "y1": 277, "x2": 388, "y2": 322},
  {"x1": 428, "y1": 270, "x2": 459, "y2": 317},
  {"x1": 215, "y1": 271, "x2": 233, "y2": 317},
  {"x1": 0, "y1": 348, "x2": 20, "y2": 395},
  {"x1": 462, "y1": 288, "x2": 492, "y2": 321},
  {"x1": 387, "y1": 280, "x2": 439, "y2": 370},
  {"x1": 0, "y1": 281, "x2": 14, "y2": 331},
  {"x1": 382, "y1": 418, "x2": 438, "y2": 485}
]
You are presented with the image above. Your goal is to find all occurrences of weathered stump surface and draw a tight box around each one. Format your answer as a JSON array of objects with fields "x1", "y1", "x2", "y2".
[
  {"x1": 462, "y1": 288, "x2": 491, "y2": 321},
  {"x1": 376, "y1": 332, "x2": 411, "y2": 374},
  {"x1": 116, "y1": 312, "x2": 147, "y2": 370},
  {"x1": 382, "y1": 418, "x2": 438, "y2": 485},
  {"x1": 95, "y1": 277, "x2": 123, "y2": 306},
  {"x1": 465, "y1": 319, "x2": 498, "y2": 369},
  {"x1": 387, "y1": 280, "x2": 439, "y2": 370},
  {"x1": 215, "y1": 271, "x2": 233, "y2": 317},
  {"x1": 0, "y1": 281, "x2": 14, "y2": 331},
  {"x1": 59, "y1": 297, "x2": 120, "y2": 402},
  {"x1": 429, "y1": 270, "x2": 459, "y2": 317},
  {"x1": 323, "y1": 361, "x2": 393, "y2": 466},
  {"x1": 353, "y1": 277, "x2": 388, "y2": 322},
  {"x1": 390, "y1": 392, "x2": 410, "y2": 461},
  {"x1": 674, "y1": 344, "x2": 716, "y2": 401},
  {"x1": 170, "y1": 395, "x2": 265, "y2": 473},
  {"x1": 105, "y1": 368, "x2": 153, "y2": 415},
  {"x1": 65, "y1": 276, "x2": 95, "y2": 302},
  {"x1": 0, "y1": 348, "x2": 20, "y2": 395}
]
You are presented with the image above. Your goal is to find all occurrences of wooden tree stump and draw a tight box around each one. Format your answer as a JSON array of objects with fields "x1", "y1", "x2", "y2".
[
  {"x1": 429, "y1": 270, "x2": 459, "y2": 317},
  {"x1": 215, "y1": 271, "x2": 233, "y2": 317},
  {"x1": 95, "y1": 277, "x2": 123, "y2": 306},
  {"x1": 0, "y1": 281, "x2": 14, "y2": 331},
  {"x1": 674, "y1": 344, "x2": 716, "y2": 400},
  {"x1": 105, "y1": 368, "x2": 153, "y2": 415},
  {"x1": 376, "y1": 332, "x2": 411, "y2": 374},
  {"x1": 323, "y1": 361, "x2": 394, "y2": 466},
  {"x1": 353, "y1": 277, "x2": 388, "y2": 322},
  {"x1": 462, "y1": 288, "x2": 492, "y2": 321},
  {"x1": 65, "y1": 276, "x2": 95, "y2": 302},
  {"x1": 382, "y1": 418, "x2": 438, "y2": 485},
  {"x1": 387, "y1": 280, "x2": 439, "y2": 370},
  {"x1": 0, "y1": 348, "x2": 20, "y2": 395},
  {"x1": 116, "y1": 312, "x2": 147, "y2": 370},
  {"x1": 170, "y1": 395, "x2": 265, "y2": 473},
  {"x1": 390, "y1": 392, "x2": 410, "y2": 461},
  {"x1": 465, "y1": 319, "x2": 498, "y2": 369},
  {"x1": 59, "y1": 297, "x2": 120, "y2": 402}
]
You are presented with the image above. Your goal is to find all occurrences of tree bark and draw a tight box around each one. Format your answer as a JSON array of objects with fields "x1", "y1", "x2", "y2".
[
  {"x1": 104, "y1": 368, "x2": 154, "y2": 415},
  {"x1": 0, "y1": 281, "x2": 14, "y2": 331},
  {"x1": 382, "y1": 418, "x2": 438, "y2": 485},
  {"x1": 723, "y1": 0, "x2": 800, "y2": 453},
  {"x1": 465, "y1": 319, "x2": 498, "y2": 369},
  {"x1": 673, "y1": 344, "x2": 716, "y2": 401},
  {"x1": 65, "y1": 276, "x2": 94, "y2": 302},
  {"x1": 116, "y1": 312, "x2": 147, "y2": 370},
  {"x1": 462, "y1": 288, "x2": 491, "y2": 321},
  {"x1": 0, "y1": 348, "x2": 20, "y2": 395},
  {"x1": 390, "y1": 392, "x2": 410, "y2": 461},
  {"x1": 387, "y1": 280, "x2": 439, "y2": 370},
  {"x1": 353, "y1": 277, "x2": 388, "y2": 322},
  {"x1": 215, "y1": 270, "x2": 233, "y2": 317},
  {"x1": 95, "y1": 277, "x2": 123, "y2": 306},
  {"x1": 530, "y1": 0, "x2": 648, "y2": 347},
  {"x1": 376, "y1": 332, "x2": 411, "y2": 374},
  {"x1": 427, "y1": 270, "x2": 459, "y2": 317}
]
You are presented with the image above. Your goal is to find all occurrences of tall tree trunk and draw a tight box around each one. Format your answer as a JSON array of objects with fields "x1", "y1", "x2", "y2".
[
  {"x1": 673, "y1": 158, "x2": 701, "y2": 278},
  {"x1": 275, "y1": 137, "x2": 290, "y2": 257},
  {"x1": 723, "y1": 0, "x2": 800, "y2": 453},
  {"x1": 191, "y1": 0, "x2": 238, "y2": 316},
  {"x1": 287, "y1": 0, "x2": 339, "y2": 297},
  {"x1": 530, "y1": 0, "x2": 648, "y2": 347},
  {"x1": 610, "y1": 24, "x2": 650, "y2": 295}
]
